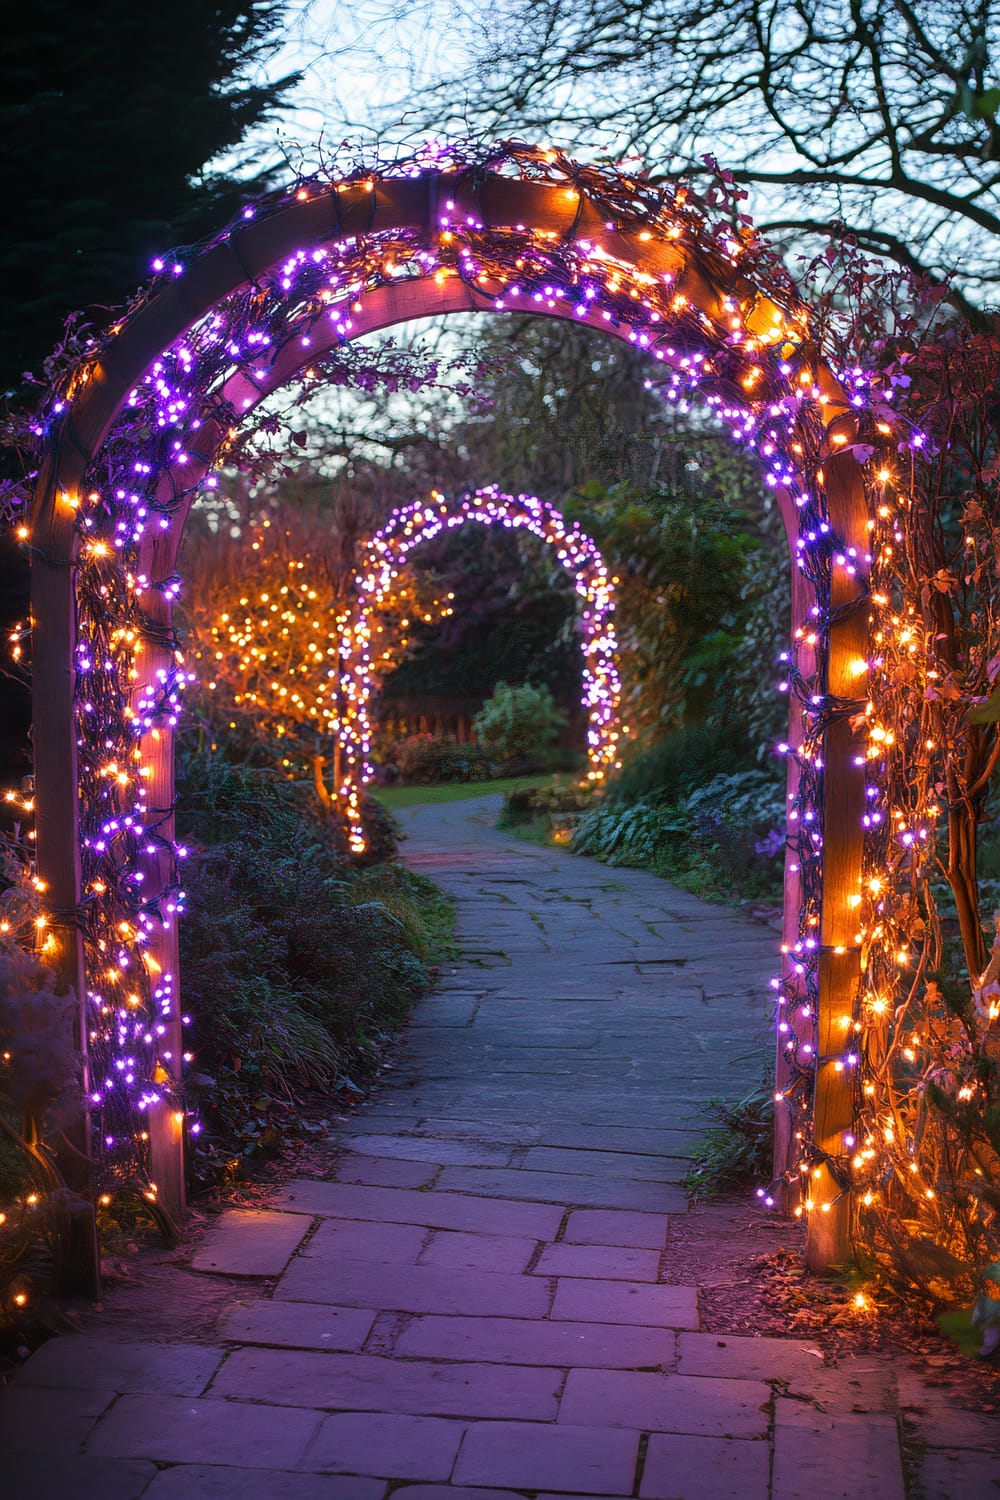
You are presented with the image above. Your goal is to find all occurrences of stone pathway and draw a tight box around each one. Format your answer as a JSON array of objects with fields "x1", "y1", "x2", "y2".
[{"x1": 4, "y1": 797, "x2": 998, "y2": 1498}]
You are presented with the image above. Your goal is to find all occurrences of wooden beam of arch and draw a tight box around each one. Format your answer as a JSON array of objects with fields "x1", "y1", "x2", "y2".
[
  {"x1": 32, "y1": 171, "x2": 737, "y2": 554},
  {"x1": 28, "y1": 161, "x2": 868, "y2": 1280}
]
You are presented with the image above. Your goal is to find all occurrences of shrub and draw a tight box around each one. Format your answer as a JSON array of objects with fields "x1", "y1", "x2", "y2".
[
  {"x1": 573, "y1": 799, "x2": 688, "y2": 870},
  {"x1": 173, "y1": 755, "x2": 447, "y2": 1182},
  {"x1": 473, "y1": 682, "x2": 567, "y2": 763},
  {"x1": 0, "y1": 858, "x2": 88, "y2": 1340},
  {"x1": 684, "y1": 1077, "x2": 775, "y2": 1201},
  {"x1": 395, "y1": 734, "x2": 499, "y2": 784},
  {"x1": 572, "y1": 766, "x2": 786, "y2": 904},
  {"x1": 0, "y1": 948, "x2": 81, "y2": 1134},
  {"x1": 608, "y1": 723, "x2": 754, "y2": 807},
  {"x1": 499, "y1": 779, "x2": 594, "y2": 823}
]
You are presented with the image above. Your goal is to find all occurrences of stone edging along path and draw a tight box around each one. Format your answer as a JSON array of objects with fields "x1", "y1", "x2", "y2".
[{"x1": 4, "y1": 796, "x2": 998, "y2": 1498}]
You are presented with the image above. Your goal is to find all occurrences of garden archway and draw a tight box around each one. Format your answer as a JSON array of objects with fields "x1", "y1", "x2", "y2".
[
  {"x1": 347, "y1": 485, "x2": 623, "y2": 833},
  {"x1": 26, "y1": 144, "x2": 871, "y2": 1274}
]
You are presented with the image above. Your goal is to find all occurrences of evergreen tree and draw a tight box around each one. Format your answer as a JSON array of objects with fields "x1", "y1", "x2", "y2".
[
  {"x1": 0, "y1": 0, "x2": 298, "y2": 397},
  {"x1": 0, "y1": 0, "x2": 298, "y2": 782}
]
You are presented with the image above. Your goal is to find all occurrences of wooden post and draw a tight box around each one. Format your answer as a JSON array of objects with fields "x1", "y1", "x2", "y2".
[
  {"x1": 113, "y1": 523, "x2": 186, "y2": 1228},
  {"x1": 772, "y1": 502, "x2": 815, "y2": 1203},
  {"x1": 138, "y1": 713, "x2": 186, "y2": 1226},
  {"x1": 805, "y1": 444, "x2": 869, "y2": 1272},
  {"x1": 30, "y1": 541, "x2": 101, "y2": 1296}
]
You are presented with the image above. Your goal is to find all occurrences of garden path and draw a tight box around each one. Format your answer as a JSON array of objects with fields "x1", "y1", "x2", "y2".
[{"x1": 4, "y1": 796, "x2": 996, "y2": 1498}]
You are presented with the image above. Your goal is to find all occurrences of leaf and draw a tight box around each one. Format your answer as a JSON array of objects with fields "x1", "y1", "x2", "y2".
[
  {"x1": 970, "y1": 86, "x2": 1000, "y2": 122},
  {"x1": 967, "y1": 684, "x2": 1000, "y2": 723}
]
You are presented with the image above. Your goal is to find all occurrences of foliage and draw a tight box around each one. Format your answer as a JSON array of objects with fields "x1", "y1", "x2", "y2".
[
  {"x1": 381, "y1": 518, "x2": 580, "y2": 710},
  {"x1": 572, "y1": 767, "x2": 786, "y2": 904},
  {"x1": 0, "y1": 949, "x2": 80, "y2": 1134},
  {"x1": 473, "y1": 682, "x2": 568, "y2": 764},
  {"x1": 345, "y1": 863, "x2": 458, "y2": 964},
  {"x1": 607, "y1": 724, "x2": 756, "y2": 808},
  {"x1": 712, "y1": 521, "x2": 793, "y2": 761},
  {"x1": 564, "y1": 478, "x2": 778, "y2": 742},
  {"x1": 446, "y1": 315, "x2": 675, "y2": 495},
  {"x1": 685, "y1": 1077, "x2": 776, "y2": 1202},
  {"x1": 359, "y1": 319, "x2": 774, "y2": 726},
  {"x1": 0, "y1": 844, "x2": 89, "y2": 1334},
  {"x1": 396, "y1": 0, "x2": 998, "y2": 318},
  {"x1": 500, "y1": 779, "x2": 595, "y2": 821},
  {"x1": 496, "y1": 778, "x2": 597, "y2": 847},
  {"x1": 393, "y1": 734, "x2": 499, "y2": 785},
  {"x1": 175, "y1": 757, "x2": 443, "y2": 1181},
  {"x1": 0, "y1": 0, "x2": 298, "y2": 398},
  {"x1": 180, "y1": 496, "x2": 421, "y2": 810}
]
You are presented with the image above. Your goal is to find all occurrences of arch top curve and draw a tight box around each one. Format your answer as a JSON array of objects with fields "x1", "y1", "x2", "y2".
[{"x1": 31, "y1": 140, "x2": 850, "y2": 574}]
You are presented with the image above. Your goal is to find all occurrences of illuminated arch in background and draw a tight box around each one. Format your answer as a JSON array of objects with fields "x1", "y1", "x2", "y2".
[
  {"x1": 343, "y1": 486, "x2": 622, "y2": 838},
  {"x1": 23, "y1": 142, "x2": 885, "y2": 1278}
]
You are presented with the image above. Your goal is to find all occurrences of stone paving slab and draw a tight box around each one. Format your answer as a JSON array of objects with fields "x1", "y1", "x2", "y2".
[
  {"x1": 558, "y1": 1367, "x2": 771, "y2": 1438},
  {"x1": 677, "y1": 1331, "x2": 826, "y2": 1383},
  {"x1": 210, "y1": 1346, "x2": 562, "y2": 1419},
  {"x1": 303, "y1": 1412, "x2": 466, "y2": 1479},
  {"x1": 4, "y1": 1453, "x2": 158, "y2": 1500},
  {"x1": 143, "y1": 1466, "x2": 387, "y2": 1499},
  {"x1": 403, "y1": 1116, "x2": 545, "y2": 1144},
  {"x1": 409, "y1": 997, "x2": 480, "y2": 1026},
  {"x1": 85, "y1": 1394, "x2": 322, "y2": 1468},
  {"x1": 299, "y1": 1216, "x2": 429, "y2": 1262},
  {"x1": 336, "y1": 1132, "x2": 515, "y2": 1166},
  {"x1": 270, "y1": 1180, "x2": 564, "y2": 1238},
  {"x1": 783, "y1": 1354, "x2": 897, "y2": 1412},
  {"x1": 334, "y1": 1154, "x2": 441, "y2": 1188},
  {"x1": 0, "y1": 1386, "x2": 116, "y2": 1453},
  {"x1": 433, "y1": 1165, "x2": 688, "y2": 1212},
  {"x1": 563, "y1": 1209, "x2": 670, "y2": 1248},
  {"x1": 418, "y1": 1228, "x2": 538, "y2": 1273},
  {"x1": 640, "y1": 1433, "x2": 771, "y2": 1500},
  {"x1": 552, "y1": 1277, "x2": 699, "y2": 1329},
  {"x1": 532, "y1": 1241, "x2": 661, "y2": 1282},
  {"x1": 523, "y1": 1144, "x2": 691, "y2": 1181},
  {"x1": 532, "y1": 1125, "x2": 696, "y2": 1155},
  {"x1": 451, "y1": 1419, "x2": 640, "y2": 1495},
  {"x1": 216, "y1": 1299, "x2": 377, "y2": 1350},
  {"x1": 274, "y1": 1254, "x2": 553, "y2": 1317},
  {"x1": 16, "y1": 1335, "x2": 225, "y2": 1395},
  {"x1": 395, "y1": 1313, "x2": 676, "y2": 1368},
  {"x1": 189, "y1": 1209, "x2": 311, "y2": 1277},
  {"x1": 771, "y1": 1399, "x2": 906, "y2": 1500},
  {"x1": 389, "y1": 1489, "x2": 525, "y2": 1499},
  {"x1": 918, "y1": 1450, "x2": 1000, "y2": 1498}
]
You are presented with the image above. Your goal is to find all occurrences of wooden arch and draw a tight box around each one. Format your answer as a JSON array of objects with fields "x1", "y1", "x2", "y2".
[{"x1": 29, "y1": 150, "x2": 869, "y2": 1276}]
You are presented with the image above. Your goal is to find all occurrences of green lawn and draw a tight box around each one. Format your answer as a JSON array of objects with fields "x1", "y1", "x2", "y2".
[{"x1": 371, "y1": 773, "x2": 555, "y2": 810}]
